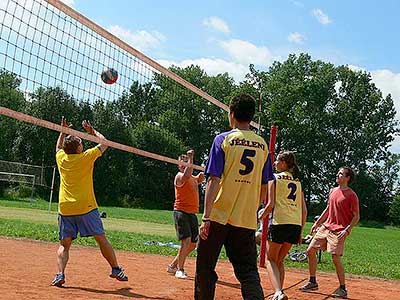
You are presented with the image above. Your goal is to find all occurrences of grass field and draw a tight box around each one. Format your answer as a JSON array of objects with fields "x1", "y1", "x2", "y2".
[{"x1": 0, "y1": 196, "x2": 399, "y2": 280}]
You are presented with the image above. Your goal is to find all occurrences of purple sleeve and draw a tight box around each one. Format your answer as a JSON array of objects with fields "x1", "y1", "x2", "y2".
[
  {"x1": 205, "y1": 133, "x2": 228, "y2": 178},
  {"x1": 261, "y1": 154, "x2": 274, "y2": 184}
]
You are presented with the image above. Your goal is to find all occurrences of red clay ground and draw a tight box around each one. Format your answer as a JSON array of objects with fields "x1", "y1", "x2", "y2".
[{"x1": 0, "y1": 237, "x2": 399, "y2": 300}]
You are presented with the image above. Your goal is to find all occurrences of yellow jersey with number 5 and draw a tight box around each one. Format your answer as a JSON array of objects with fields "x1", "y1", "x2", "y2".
[{"x1": 205, "y1": 129, "x2": 274, "y2": 230}]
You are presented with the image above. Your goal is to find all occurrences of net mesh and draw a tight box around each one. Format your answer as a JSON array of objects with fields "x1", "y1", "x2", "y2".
[
  {"x1": 0, "y1": 0, "x2": 161, "y2": 103},
  {"x1": 0, "y1": 0, "x2": 262, "y2": 207}
]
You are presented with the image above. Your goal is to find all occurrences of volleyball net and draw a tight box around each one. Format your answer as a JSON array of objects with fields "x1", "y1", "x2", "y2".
[
  {"x1": 0, "y1": 0, "x2": 261, "y2": 166},
  {"x1": 0, "y1": 0, "x2": 266, "y2": 207}
]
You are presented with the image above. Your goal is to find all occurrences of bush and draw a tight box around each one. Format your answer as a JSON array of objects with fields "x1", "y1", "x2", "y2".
[
  {"x1": 388, "y1": 195, "x2": 400, "y2": 226},
  {"x1": 4, "y1": 184, "x2": 33, "y2": 198}
]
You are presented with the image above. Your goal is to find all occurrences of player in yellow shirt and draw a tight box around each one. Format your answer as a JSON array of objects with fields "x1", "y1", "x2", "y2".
[
  {"x1": 259, "y1": 151, "x2": 307, "y2": 300},
  {"x1": 51, "y1": 117, "x2": 127, "y2": 287},
  {"x1": 195, "y1": 94, "x2": 274, "y2": 300}
]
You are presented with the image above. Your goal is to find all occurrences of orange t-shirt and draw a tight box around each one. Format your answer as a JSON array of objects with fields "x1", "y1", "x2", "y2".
[{"x1": 174, "y1": 175, "x2": 199, "y2": 214}]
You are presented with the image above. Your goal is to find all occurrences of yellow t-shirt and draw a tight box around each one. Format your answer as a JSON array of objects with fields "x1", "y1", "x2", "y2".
[
  {"x1": 272, "y1": 171, "x2": 302, "y2": 225},
  {"x1": 56, "y1": 147, "x2": 102, "y2": 216},
  {"x1": 206, "y1": 129, "x2": 274, "y2": 230}
]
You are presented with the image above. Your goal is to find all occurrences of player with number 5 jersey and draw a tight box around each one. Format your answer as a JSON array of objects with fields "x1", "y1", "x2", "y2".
[
  {"x1": 206, "y1": 128, "x2": 271, "y2": 230},
  {"x1": 194, "y1": 94, "x2": 274, "y2": 300}
]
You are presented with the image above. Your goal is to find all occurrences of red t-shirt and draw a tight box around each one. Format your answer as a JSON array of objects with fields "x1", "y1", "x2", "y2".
[{"x1": 324, "y1": 187, "x2": 359, "y2": 232}]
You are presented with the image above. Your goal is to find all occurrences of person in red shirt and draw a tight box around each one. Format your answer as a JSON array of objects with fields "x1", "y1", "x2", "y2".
[
  {"x1": 167, "y1": 150, "x2": 204, "y2": 279},
  {"x1": 300, "y1": 167, "x2": 360, "y2": 298}
]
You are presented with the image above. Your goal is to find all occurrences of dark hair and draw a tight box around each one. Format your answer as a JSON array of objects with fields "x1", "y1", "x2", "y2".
[
  {"x1": 229, "y1": 94, "x2": 256, "y2": 123},
  {"x1": 341, "y1": 166, "x2": 355, "y2": 184},
  {"x1": 63, "y1": 135, "x2": 80, "y2": 154},
  {"x1": 277, "y1": 150, "x2": 300, "y2": 179}
]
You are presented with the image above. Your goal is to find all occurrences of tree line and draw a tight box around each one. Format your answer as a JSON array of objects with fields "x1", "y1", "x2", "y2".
[{"x1": 0, "y1": 53, "x2": 399, "y2": 224}]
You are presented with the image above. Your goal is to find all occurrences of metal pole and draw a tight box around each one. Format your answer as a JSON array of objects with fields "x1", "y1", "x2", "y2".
[
  {"x1": 30, "y1": 175, "x2": 35, "y2": 206},
  {"x1": 48, "y1": 166, "x2": 56, "y2": 211},
  {"x1": 259, "y1": 125, "x2": 278, "y2": 267}
]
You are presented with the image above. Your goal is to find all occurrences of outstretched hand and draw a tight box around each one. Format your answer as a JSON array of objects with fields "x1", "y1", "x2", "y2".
[
  {"x1": 186, "y1": 149, "x2": 194, "y2": 158},
  {"x1": 82, "y1": 120, "x2": 95, "y2": 135},
  {"x1": 61, "y1": 116, "x2": 72, "y2": 128}
]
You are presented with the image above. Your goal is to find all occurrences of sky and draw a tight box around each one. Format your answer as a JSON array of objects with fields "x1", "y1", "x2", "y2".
[{"x1": 62, "y1": 0, "x2": 400, "y2": 152}]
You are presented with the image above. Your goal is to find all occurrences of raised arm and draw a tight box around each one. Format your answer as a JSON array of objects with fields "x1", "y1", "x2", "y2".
[
  {"x1": 175, "y1": 150, "x2": 194, "y2": 186},
  {"x1": 82, "y1": 120, "x2": 108, "y2": 152},
  {"x1": 56, "y1": 116, "x2": 71, "y2": 152}
]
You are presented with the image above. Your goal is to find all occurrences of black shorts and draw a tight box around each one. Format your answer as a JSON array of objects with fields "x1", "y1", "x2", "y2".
[
  {"x1": 173, "y1": 210, "x2": 199, "y2": 243},
  {"x1": 267, "y1": 224, "x2": 301, "y2": 244}
]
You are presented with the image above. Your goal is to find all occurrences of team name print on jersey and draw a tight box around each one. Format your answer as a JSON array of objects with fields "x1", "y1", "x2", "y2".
[{"x1": 229, "y1": 138, "x2": 265, "y2": 150}]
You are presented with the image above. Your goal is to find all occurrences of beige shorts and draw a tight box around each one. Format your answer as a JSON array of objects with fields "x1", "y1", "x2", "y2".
[{"x1": 309, "y1": 226, "x2": 346, "y2": 256}]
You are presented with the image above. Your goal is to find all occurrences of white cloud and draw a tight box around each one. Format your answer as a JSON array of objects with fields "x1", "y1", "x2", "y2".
[
  {"x1": 312, "y1": 9, "x2": 331, "y2": 25},
  {"x1": 288, "y1": 32, "x2": 306, "y2": 44},
  {"x1": 219, "y1": 39, "x2": 278, "y2": 66},
  {"x1": 158, "y1": 58, "x2": 248, "y2": 82},
  {"x1": 60, "y1": 0, "x2": 74, "y2": 6},
  {"x1": 290, "y1": 0, "x2": 304, "y2": 7},
  {"x1": 347, "y1": 65, "x2": 365, "y2": 72},
  {"x1": 107, "y1": 25, "x2": 166, "y2": 51},
  {"x1": 203, "y1": 16, "x2": 230, "y2": 34}
]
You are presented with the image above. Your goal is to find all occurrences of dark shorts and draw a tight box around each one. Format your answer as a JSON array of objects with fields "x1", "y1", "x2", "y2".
[
  {"x1": 267, "y1": 224, "x2": 301, "y2": 244},
  {"x1": 173, "y1": 210, "x2": 199, "y2": 243},
  {"x1": 58, "y1": 208, "x2": 105, "y2": 240}
]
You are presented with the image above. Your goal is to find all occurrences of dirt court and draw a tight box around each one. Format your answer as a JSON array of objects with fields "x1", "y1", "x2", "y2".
[{"x1": 0, "y1": 237, "x2": 399, "y2": 300}]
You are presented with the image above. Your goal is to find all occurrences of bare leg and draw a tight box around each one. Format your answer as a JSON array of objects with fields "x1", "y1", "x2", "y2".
[
  {"x1": 94, "y1": 234, "x2": 118, "y2": 268},
  {"x1": 306, "y1": 246, "x2": 319, "y2": 277},
  {"x1": 276, "y1": 243, "x2": 292, "y2": 288},
  {"x1": 177, "y1": 237, "x2": 196, "y2": 270},
  {"x1": 169, "y1": 255, "x2": 178, "y2": 268},
  {"x1": 332, "y1": 254, "x2": 345, "y2": 285},
  {"x1": 57, "y1": 237, "x2": 72, "y2": 274},
  {"x1": 266, "y1": 241, "x2": 283, "y2": 292}
]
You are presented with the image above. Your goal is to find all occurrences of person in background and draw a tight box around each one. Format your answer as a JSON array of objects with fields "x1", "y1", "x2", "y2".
[
  {"x1": 167, "y1": 149, "x2": 204, "y2": 279},
  {"x1": 258, "y1": 151, "x2": 307, "y2": 300},
  {"x1": 300, "y1": 166, "x2": 360, "y2": 299}
]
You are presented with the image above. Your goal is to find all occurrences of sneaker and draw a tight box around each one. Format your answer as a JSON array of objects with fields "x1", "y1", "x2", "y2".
[
  {"x1": 299, "y1": 281, "x2": 318, "y2": 291},
  {"x1": 267, "y1": 292, "x2": 286, "y2": 300},
  {"x1": 51, "y1": 273, "x2": 65, "y2": 287},
  {"x1": 110, "y1": 266, "x2": 128, "y2": 281},
  {"x1": 277, "y1": 292, "x2": 288, "y2": 300},
  {"x1": 175, "y1": 269, "x2": 188, "y2": 279},
  {"x1": 331, "y1": 287, "x2": 347, "y2": 298},
  {"x1": 167, "y1": 264, "x2": 178, "y2": 274}
]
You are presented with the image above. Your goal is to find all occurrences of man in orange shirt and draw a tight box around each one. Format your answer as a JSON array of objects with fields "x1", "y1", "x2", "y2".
[{"x1": 167, "y1": 149, "x2": 204, "y2": 279}]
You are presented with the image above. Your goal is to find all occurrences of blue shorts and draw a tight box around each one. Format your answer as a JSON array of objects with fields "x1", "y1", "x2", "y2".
[{"x1": 58, "y1": 208, "x2": 105, "y2": 240}]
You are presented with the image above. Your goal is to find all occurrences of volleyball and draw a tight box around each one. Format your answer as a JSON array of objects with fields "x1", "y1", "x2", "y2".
[{"x1": 101, "y1": 67, "x2": 118, "y2": 84}]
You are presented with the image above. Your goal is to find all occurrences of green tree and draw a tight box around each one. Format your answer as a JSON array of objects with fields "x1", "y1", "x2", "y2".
[
  {"x1": 389, "y1": 195, "x2": 400, "y2": 226},
  {"x1": 252, "y1": 54, "x2": 398, "y2": 221},
  {"x1": 13, "y1": 87, "x2": 81, "y2": 168},
  {"x1": 0, "y1": 70, "x2": 26, "y2": 161},
  {"x1": 128, "y1": 122, "x2": 186, "y2": 209}
]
